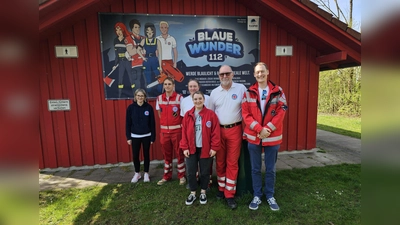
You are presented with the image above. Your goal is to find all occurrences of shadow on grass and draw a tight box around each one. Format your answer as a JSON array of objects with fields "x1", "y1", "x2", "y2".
[
  {"x1": 72, "y1": 184, "x2": 134, "y2": 224},
  {"x1": 317, "y1": 124, "x2": 361, "y2": 139}
]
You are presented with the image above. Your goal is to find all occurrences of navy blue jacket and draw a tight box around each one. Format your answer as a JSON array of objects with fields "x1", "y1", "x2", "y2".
[{"x1": 125, "y1": 101, "x2": 156, "y2": 142}]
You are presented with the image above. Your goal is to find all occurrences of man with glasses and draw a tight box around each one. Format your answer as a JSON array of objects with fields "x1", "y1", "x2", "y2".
[
  {"x1": 209, "y1": 65, "x2": 247, "y2": 209},
  {"x1": 242, "y1": 62, "x2": 288, "y2": 211}
]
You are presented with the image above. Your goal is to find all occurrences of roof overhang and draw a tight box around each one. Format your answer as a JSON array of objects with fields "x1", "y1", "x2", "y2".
[{"x1": 237, "y1": 0, "x2": 361, "y2": 70}]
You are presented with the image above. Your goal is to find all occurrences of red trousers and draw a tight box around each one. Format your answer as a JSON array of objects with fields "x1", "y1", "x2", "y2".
[
  {"x1": 160, "y1": 132, "x2": 185, "y2": 180},
  {"x1": 216, "y1": 125, "x2": 242, "y2": 198}
]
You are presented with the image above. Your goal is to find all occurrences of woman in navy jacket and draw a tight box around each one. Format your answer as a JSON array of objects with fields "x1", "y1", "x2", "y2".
[{"x1": 126, "y1": 89, "x2": 156, "y2": 183}]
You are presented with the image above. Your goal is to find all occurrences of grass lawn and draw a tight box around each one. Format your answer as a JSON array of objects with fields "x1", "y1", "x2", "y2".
[
  {"x1": 39, "y1": 164, "x2": 361, "y2": 225},
  {"x1": 317, "y1": 114, "x2": 361, "y2": 139}
]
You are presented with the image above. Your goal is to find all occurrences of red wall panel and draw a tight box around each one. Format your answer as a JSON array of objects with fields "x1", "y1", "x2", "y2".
[{"x1": 39, "y1": 0, "x2": 319, "y2": 168}]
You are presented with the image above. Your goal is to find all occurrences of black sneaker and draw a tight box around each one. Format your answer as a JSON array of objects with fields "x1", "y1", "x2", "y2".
[
  {"x1": 216, "y1": 191, "x2": 225, "y2": 200},
  {"x1": 226, "y1": 198, "x2": 237, "y2": 209},
  {"x1": 199, "y1": 193, "x2": 207, "y2": 204},
  {"x1": 185, "y1": 193, "x2": 196, "y2": 206}
]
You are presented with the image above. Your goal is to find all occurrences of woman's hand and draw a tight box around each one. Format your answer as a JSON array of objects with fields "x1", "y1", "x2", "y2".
[
  {"x1": 183, "y1": 150, "x2": 190, "y2": 158},
  {"x1": 127, "y1": 140, "x2": 132, "y2": 145},
  {"x1": 209, "y1": 149, "x2": 216, "y2": 157}
]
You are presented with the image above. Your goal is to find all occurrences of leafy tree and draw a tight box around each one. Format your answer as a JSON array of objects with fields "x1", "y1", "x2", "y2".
[{"x1": 312, "y1": 0, "x2": 361, "y2": 117}]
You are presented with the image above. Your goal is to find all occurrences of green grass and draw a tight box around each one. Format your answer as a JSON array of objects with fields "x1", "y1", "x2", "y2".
[
  {"x1": 317, "y1": 114, "x2": 361, "y2": 139},
  {"x1": 39, "y1": 164, "x2": 361, "y2": 225}
]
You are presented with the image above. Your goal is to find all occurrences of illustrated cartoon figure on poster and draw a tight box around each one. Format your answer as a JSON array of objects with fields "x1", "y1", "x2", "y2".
[
  {"x1": 122, "y1": 19, "x2": 145, "y2": 97},
  {"x1": 157, "y1": 21, "x2": 178, "y2": 69},
  {"x1": 110, "y1": 22, "x2": 134, "y2": 98},
  {"x1": 137, "y1": 23, "x2": 162, "y2": 96},
  {"x1": 144, "y1": 21, "x2": 184, "y2": 90}
]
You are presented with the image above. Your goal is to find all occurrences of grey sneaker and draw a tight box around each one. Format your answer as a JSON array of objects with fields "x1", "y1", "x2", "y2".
[
  {"x1": 267, "y1": 197, "x2": 280, "y2": 211},
  {"x1": 199, "y1": 193, "x2": 207, "y2": 204},
  {"x1": 249, "y1": 196, "x2": 262, "y2": 210},
  {"x1": 185, "y1": 193, "x2": 196, "y2": 205}
]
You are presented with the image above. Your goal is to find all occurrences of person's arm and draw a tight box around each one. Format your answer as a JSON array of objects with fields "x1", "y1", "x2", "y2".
[
  {"x1": 173, "y1": 47, "x2": 178, "y2": 68},
  {"x1": 180, "y1": 116, "x2": 190, "y2": 157},
  {"x1": 241, "y1": 92, "x2": 263, "y2": 134},
  {"x1": 180, "y1": 98, "x2": 185, "y2": 117},
  {"x1": 149, "y1": 106, "x2": 156, "y2": 144},
  {"x1": 125, "y1": 36, "x2": 137, "y2": 57},
  {"x1": 172, "y1": 37, "x2": 178, "y2": 67},
  {"x1": 209, "y1": 111, "x2": 221, "y2": 157},
  {"x1": 156, "y1": 98, "x2": 161, "y2": 118},
  {"x1": 113, "y1": 38, "x2": 120, "y2": 69},
  {"x1": 125, "y1": 105, "x2": 132, "y2": 145},
  {"x1": 157, "y1": 39, "x2": 162, "y2": 71},
  {"x1": 266, "y1": 87, "x2": 288, "y2": 132},
  {"x1": 137, "y1": 39, "x2": 146, "y2": 61}
]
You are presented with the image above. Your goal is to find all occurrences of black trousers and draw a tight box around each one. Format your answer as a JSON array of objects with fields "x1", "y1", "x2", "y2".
[
  {"x1": 131, "y1": 136, "x2": 151, "y2": 172},
  {"x1": 186, "y1": 147, "x2": 212, "y2": 191}
]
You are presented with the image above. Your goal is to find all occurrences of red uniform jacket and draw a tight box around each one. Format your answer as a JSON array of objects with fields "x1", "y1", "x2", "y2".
[
  {"x1": 158, "y1": 92, "x2": 183, "y2": 133},
  {"x1": 242, "y1": 81, "x2": 288, "y2": 146},
  {"x1": 180, "y1": 106, "x2": 221, "y2": 158}
]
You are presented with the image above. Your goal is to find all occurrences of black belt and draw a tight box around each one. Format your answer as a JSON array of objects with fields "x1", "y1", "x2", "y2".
[
  {"x1": 147, "y1": 53, "x2": 155, "y2": 57},
  {"x1": 220, "y1": 121, "x2": 242, "y2": 129}
]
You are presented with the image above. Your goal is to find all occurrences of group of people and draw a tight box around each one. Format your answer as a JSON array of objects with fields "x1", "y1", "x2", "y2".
[
  {"x1": 112, "y1": 20, "x2": 177, "y2": 98},
  {"x1": 125, "y1": 62, "x2": 288, "y2": 211}
]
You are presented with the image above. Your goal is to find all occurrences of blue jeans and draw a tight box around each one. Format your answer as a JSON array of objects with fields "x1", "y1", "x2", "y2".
[{"x1": 248, "y1": 143, "x2": 279, "y2": 198}]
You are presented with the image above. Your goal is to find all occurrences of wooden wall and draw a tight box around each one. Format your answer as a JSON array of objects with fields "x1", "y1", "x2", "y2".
[{"x1": 39, "y1": 0, "x2": 319, "y2": 169}]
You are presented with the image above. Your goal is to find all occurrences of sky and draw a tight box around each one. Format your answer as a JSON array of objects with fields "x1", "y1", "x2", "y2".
[{"x1": 311, "y1": 0, "x2": 361, "y2": 31}]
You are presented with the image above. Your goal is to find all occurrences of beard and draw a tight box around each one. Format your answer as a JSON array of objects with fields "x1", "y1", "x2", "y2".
[{"x1": 220, "y1": 79, "x2": 232, "y2": 87}]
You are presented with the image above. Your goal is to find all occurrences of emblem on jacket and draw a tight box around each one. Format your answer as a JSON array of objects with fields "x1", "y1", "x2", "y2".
[
  {"x1": 144, "y1": 111, "x2": 149, "y2": 116},
  {"x1": 271, "y1": 109, "x2": 276, "y2": 116},
  {"x1": 232, "y1": 94, "x2": 238, "y2": 100},
  {"x1": 206, "y1": 121, "x2": 212, "y2": 128}
]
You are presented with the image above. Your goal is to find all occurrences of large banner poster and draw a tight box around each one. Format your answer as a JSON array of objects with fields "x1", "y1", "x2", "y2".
[{"x1": 99, "y1": 13, "x2": 260, "y2": 99}]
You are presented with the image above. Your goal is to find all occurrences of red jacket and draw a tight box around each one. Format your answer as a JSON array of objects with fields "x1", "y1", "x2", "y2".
[
  {"x1": 242, "y1": 81, "x2": 288, "y2": 146},
  {"x1": 158, "y1": 92, "x2": 183, "y2": 133},
  {"x1": 180, "y1": 106, "x2": 221, "y2": 158}
]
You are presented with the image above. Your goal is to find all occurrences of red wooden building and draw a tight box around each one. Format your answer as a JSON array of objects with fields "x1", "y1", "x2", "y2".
[{"x1": 39, "y1": 0, "x2": 361, "y2": 169}]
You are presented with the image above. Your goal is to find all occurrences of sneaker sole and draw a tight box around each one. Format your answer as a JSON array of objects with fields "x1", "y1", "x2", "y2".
[
  {"x1": 249, "y1": 205, "x2": 259, "y2": 210},
  {"x1": 200, "y1": 200, "x2": 207, "y2": 204},
  {"x1": 157, "y1": 180, "x2": 168, "y2": 185},
  {"x1": 186, "y1": 199, "x2": 196, "y2": 205},
  {"x1": 270, "y1": 207, "x2": 280, "y2": 211},
  {"x1": 131, "y1": 177, "x2": 141, "y2": 183}
]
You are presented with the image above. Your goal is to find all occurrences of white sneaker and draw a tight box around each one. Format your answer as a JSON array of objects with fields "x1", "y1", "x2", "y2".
[
  {"x1": 131, "y1": 172, "x2": 141, "y2": 183},
  {"x1": 144, "y1": 173, "x2": 150, "y2": 182}
]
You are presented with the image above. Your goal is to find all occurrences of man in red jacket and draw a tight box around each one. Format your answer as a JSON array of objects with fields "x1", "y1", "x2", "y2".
[{"x1": 242, "y1": 62, "x2": 288, "y2": 211}]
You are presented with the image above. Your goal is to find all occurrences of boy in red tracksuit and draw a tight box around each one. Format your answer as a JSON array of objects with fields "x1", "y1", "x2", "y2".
[{"x1": 180, "y1": 91, "x2": 220, "y2": 205}]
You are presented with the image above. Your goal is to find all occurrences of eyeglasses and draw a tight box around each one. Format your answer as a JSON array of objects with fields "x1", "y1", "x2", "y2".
[
  {"x1": 262, "y1": 90, "x2": 267, "y2": 100},
  {"x1": 219, "y1": 72, "x2": 232, "y2": 77}
]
